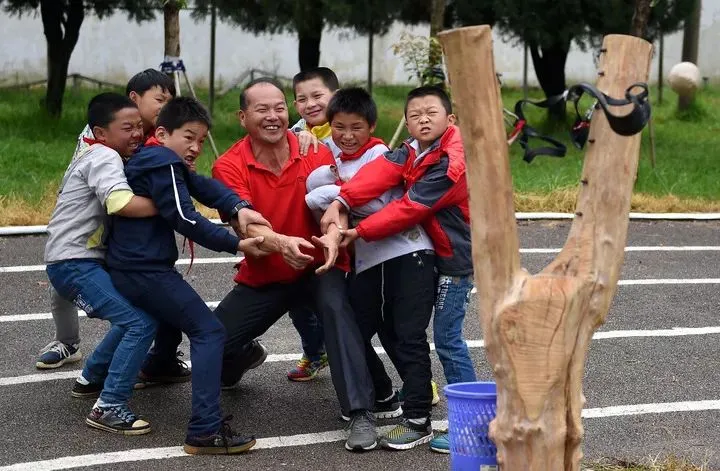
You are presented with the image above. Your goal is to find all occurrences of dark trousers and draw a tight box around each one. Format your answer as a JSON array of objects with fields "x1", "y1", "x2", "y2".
[
  {"x1": 214, "y1": 268, "x2": 374, "y2": 414},
  {"x1": 110, "y1": 269, "x2": 226, "y2": 439},
  {"x1": 349, "y1": 250, "x2": 436, "y2": 419}
]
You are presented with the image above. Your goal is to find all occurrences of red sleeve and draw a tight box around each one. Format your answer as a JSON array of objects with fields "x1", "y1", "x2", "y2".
[
  {"x1": 212, "y1": 156, "x2": 252, "y2": 202},
  {"x1": 356, "y1": 155, "x2": 466, "y2": 241},
  {"x1": 337, "y1": 145, "x2": 408, "y2": 208}
]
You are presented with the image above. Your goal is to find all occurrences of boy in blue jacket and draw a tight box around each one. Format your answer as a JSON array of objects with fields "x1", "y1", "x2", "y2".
[{"x1": 105, "y1": 97, "x2": 268, "y2": 454}]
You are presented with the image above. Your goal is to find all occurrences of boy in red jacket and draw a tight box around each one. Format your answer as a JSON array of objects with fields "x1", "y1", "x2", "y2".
[{"x1": 321, "y1": 86, "x2": 477, "y2": 453}]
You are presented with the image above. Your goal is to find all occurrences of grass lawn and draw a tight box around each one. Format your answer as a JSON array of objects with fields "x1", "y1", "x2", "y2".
[{"x1": 1, "y1": 83, "x2": 719, "y2": 225}]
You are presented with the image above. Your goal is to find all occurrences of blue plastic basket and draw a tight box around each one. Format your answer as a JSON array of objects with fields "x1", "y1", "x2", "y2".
[{"x1": 444, "y1": 381, "x2": 498, "y2": 471}]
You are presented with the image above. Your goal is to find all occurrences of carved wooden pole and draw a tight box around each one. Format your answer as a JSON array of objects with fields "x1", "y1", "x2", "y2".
[{"x1": 438, "y1": 26, "x2": 652, "y2": 470}]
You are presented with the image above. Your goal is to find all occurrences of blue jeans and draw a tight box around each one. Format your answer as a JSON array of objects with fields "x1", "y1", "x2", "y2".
[
  {"x1": 46, "y1": 259, "x2": 157, "y2": 407},
  {"x1": 289, "y1": 306, "x2": 325, "y2": 359},
  {"x1": 110, "y1": 269, "x2": 227, "y2": 438},
  {"x1": 433, "y1": 274, "x2": 477, "y2": 384}
]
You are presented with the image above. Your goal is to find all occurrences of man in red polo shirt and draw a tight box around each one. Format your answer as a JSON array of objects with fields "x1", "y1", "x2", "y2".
[{"x1": 211, "y1": 78, "x2": 378, "y2": 452}]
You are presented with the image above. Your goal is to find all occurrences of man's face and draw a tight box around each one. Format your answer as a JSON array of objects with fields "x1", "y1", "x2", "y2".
[
  {"x1": 405, "y1": 95, "x2": 455, "y2": 149},
  {"x1": 130, "y1": 85, "x2": 173, "y2": 131},
  {"x1": 330, "y1": 112, "x2": 375, "y2": 156},
  {"x1": 293, "y1": 78, "x2": 334, "y2": 127},
  {"x1": 239, "y1": 83, "x2": 289, "y2": 145},
  {"x1": 156, "y1": 121, "x2": 208, "y2": 171},
  {"x1": 92, "y1": 107, "x2": 144, "y2": 158}
]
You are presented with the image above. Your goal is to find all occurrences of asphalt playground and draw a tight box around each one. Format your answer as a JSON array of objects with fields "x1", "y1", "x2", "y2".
[{"x1": 0, "y1": 219, "x2": 718, "y2": 470}]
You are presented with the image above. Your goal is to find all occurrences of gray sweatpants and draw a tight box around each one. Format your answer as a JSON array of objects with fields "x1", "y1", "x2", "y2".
[{"x1": 50, "y1": 284, "x2": 81, "y2": 345}]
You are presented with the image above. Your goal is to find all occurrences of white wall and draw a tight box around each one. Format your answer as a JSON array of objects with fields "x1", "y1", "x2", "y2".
[{"x1": 1, "y1": 2, "x2": 719, "y2": 88}]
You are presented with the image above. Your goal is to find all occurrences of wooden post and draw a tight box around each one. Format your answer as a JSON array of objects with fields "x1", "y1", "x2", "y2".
[{"x1": 438, "y1": 26, "x2": 652, "y2": 470}]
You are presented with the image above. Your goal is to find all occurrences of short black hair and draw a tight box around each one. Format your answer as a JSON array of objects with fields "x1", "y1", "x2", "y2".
[
  {"x1": 292, "y1": 67, "x2": 340, "y2": 98},
  {"x1": 87, "y1": 93, "x2": 137, "y2": 130},
  {"x1": 326, "y1": 87, "x2": 377, "y2": 126},
  {"x1": 404, "y1": 86, "x2": 453, "y2": 116},
  {"x1": 126, "y1": 69, "x2": 176, "y2": 97},
  {"x1": 239, "y1": 77, "x2": 286, "y2": 110},
  {"x1": 157, "y1": 96, "x2": 212, "y2": 133}
]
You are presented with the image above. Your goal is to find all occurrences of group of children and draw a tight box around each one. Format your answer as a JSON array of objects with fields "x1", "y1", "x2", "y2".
[{"x1": 39, "y1": 65, "x2": 478, "y2": 455}]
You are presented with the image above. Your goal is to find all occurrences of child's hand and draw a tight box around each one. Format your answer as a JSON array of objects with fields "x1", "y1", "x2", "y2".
[
  {"x1": 339, "y1": 228, "x2": 360, "y2": 248},
  {"x1": 238, "y1": 236, "x2": 271, "y2": 258},
  {"x1": 297, "y1": 130, "x2": 319, "y2": 155}
]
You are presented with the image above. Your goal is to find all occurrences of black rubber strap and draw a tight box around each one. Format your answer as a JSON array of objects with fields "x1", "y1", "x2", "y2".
[
  {"x1": 567, "y1": 82, "x2": 651, "y2": 148},
  {"x1": 512, "y1": 94, "x2": 568, "y2": 163}
]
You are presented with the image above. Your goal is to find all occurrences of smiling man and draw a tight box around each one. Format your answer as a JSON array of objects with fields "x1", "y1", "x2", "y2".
[{"x1": 211, "y1": 77, "x2": 379, "y2": 452}]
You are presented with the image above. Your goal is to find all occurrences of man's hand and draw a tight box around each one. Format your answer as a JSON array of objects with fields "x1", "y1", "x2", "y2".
[
  {"x1": 238, "y1": 236, "x2": 272, "y2": 258},
  {"x1": 280, "y1": 236, "x2": 315, "y2": 270},
  {"x1": 232, "y1": 208, "x2": 272, "y2": 238},
  {"x1": 320, "y1": 199, "x2": 348, "y2": 234},
  {"x1": 297, "y1": 130, "x2": 320, "y2": 156},
  {"x1": 311, "y1": 225, "x2": 343, "y2": 275},
  {"x1": 339, "y1": 228, "x2": 360, "y2": 248}
]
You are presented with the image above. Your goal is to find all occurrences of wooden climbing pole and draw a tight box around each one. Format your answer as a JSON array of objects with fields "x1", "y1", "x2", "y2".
[{"x1": 437, "y1": 25, "x2": 652, "y2": 470}]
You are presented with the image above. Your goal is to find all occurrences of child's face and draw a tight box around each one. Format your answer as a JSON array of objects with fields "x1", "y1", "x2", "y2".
[
  {"x1": 129, "y1": 85, "x2": 173, "y2": 131},
  {"x1": 92, "y1": 107, "x2": 144, "y2": 158},
  {"x1": 405, "y1": 95, "x2": 455, "y2": 150},
  {"x1": 156, "y1": 121, "x2": 208, "y2": 170},
  {"x1": 294, "y1": 78, "x2": 334, "y2": 127},
  {"x1": 330, "y1": 112, "x2": 375, "y2": 156}
]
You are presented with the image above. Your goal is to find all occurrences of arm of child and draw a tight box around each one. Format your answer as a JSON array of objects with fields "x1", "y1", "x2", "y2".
[
  {"x1": 186, "y1": 171, "x2": 241, "y2": 219},
  {"x1": 351, "y1": 157, "x2": 466, "y2": 242},
  {"x1": 84, "y1": 147, "x2": 158, "y2": 218},
  {"x1": 147, "y1": 162, "x2": 241, "y2": 254},
  {"x1": 108, "y1": 190, "x2": 157, "y2": 217}
]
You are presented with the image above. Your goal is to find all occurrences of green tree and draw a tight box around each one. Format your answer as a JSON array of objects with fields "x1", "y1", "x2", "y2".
[{"x1": 1, "y1": 0, "x2": 157, "y2": 116}]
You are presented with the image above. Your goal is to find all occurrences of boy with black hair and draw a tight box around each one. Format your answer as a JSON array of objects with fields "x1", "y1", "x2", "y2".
[
  {"x1": 104, "y1": 96, "x2": 267, "y2": 454},
  {"x1": 305, "y1": 87, "x2": 437, "y2": 450},
  {"x1": 37, "y1": 68, "x2": 176, "y2": 370},
  {"x1": 280, "y1": 66, "x2": 342, "y2": 382},
  {"x1": 45, "y1": 93, "x2": 159, "y2": 434},
  {"x1": 321, "y1": 85, "x2": 476, "y2": 453}
]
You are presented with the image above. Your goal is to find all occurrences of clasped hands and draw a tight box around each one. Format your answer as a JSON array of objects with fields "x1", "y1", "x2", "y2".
[{"x1": 230, "y1": 205, "x2": 355, "y2": 275}]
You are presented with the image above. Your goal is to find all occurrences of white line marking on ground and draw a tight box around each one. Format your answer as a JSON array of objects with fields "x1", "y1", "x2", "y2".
[
  {"x1": 1, "y1": 399, "x2": 719, "y2": 470},
  {"x1": 2, "y1": 327, "x2": 718, "y2": 387},
  {"x1": 2, "y1": 246, "x2": 719, "y2": 273},
  {"x1": 468, "y1": 277, "x2": 720, "y2": 294}
]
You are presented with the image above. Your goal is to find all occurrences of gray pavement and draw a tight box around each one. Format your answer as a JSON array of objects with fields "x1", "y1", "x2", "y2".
[{"x1": 0, "y1": 220, "x2": 718, "y2": 470}]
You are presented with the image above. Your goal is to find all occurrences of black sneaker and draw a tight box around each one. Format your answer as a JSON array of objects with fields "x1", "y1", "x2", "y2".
[
  {"x1": 221, "y1": 340, "x2": 268, "y2": 390},
  {"x1": 71, "y1": 380, "x2": 103, "y2": 398},
  {"x1": 136, "y1": 351, "x2": 191, "y2": 388},
  {"x1": 183, "y1": 416, "x2": 256, "y2": 455},
  {"x1": 341, "y1": 390, "x2": 403, "y2": 421},
  {"x1": 86, "y1": 404, "x2": 151, "y2": 435},
  {"x1": 379, "y1": 418, "x2": 433, "y2": 450}
]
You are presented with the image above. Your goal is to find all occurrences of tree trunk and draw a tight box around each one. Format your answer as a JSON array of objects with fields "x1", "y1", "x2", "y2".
[
  {"x1": 430, "y1": 0, "x2": 445, "y2": 37},
  {"x1": 296, "y1": 0, "x2": 324, "y2": 71},
  {"x1": 40, "y1": 0, "x2": 84, "y2": 117},
  {"x1": 438, "y1": 26, "x2": 652, "y2": 470},
  {"x1": 630, "y1": 0, "x2": 653, "y2": 38},
  {"x1": 679, "y1": 0, "x2": 701, "y2": 110},
  {"x1": 164, "y1": 0, "x2": 181, "y2": 60},
  {"x1": 529, "y1": 39, "x2": 571, "y2": 121}
]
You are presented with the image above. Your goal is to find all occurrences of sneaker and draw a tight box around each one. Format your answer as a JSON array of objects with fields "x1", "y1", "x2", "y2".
[
  {"x1": 345, "y1": 410, "x2": 377, "y2": 452},
  {"x1": 341, "y1": 390, "x2": 403, "y2": 421},
  {"x1": 380, "y1": 418, "x2": 433, "y2": 450},
  {"x1": 221, "y1": 340, "x2": 268, "y2": 390},
  {"x1": 86, "y1": 404, "x2": 151, "y2": 435},
  {"x1": 135, "y1": 351, "x2": 191, "y2": 388},
  {"x1": 183, "y1": 416, "x2": 256, "y2": 455},
  {"x1": 71, "y1": 380, "x2": 103, "y2": 398},
  {"x1": 36, "y1": 341, "x2": 81, "y2": 369},
  {"x1": 398, "y1": 381, "x2": 441, "y2": 406},
  {"x1": 429, "y1": 431, "x2": 450, "y2": 454},
  {"x1": 286, "y1": 352, "x2": 328, "y2": 382}
]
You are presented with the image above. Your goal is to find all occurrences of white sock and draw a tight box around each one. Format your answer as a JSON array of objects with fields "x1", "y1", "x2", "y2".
[
  {"x1": 409, "y1": 417, "x2": 428, "y2": 426},
  {"x1": 76, "y1": 375, "x2": 90, "y2": 386}
]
